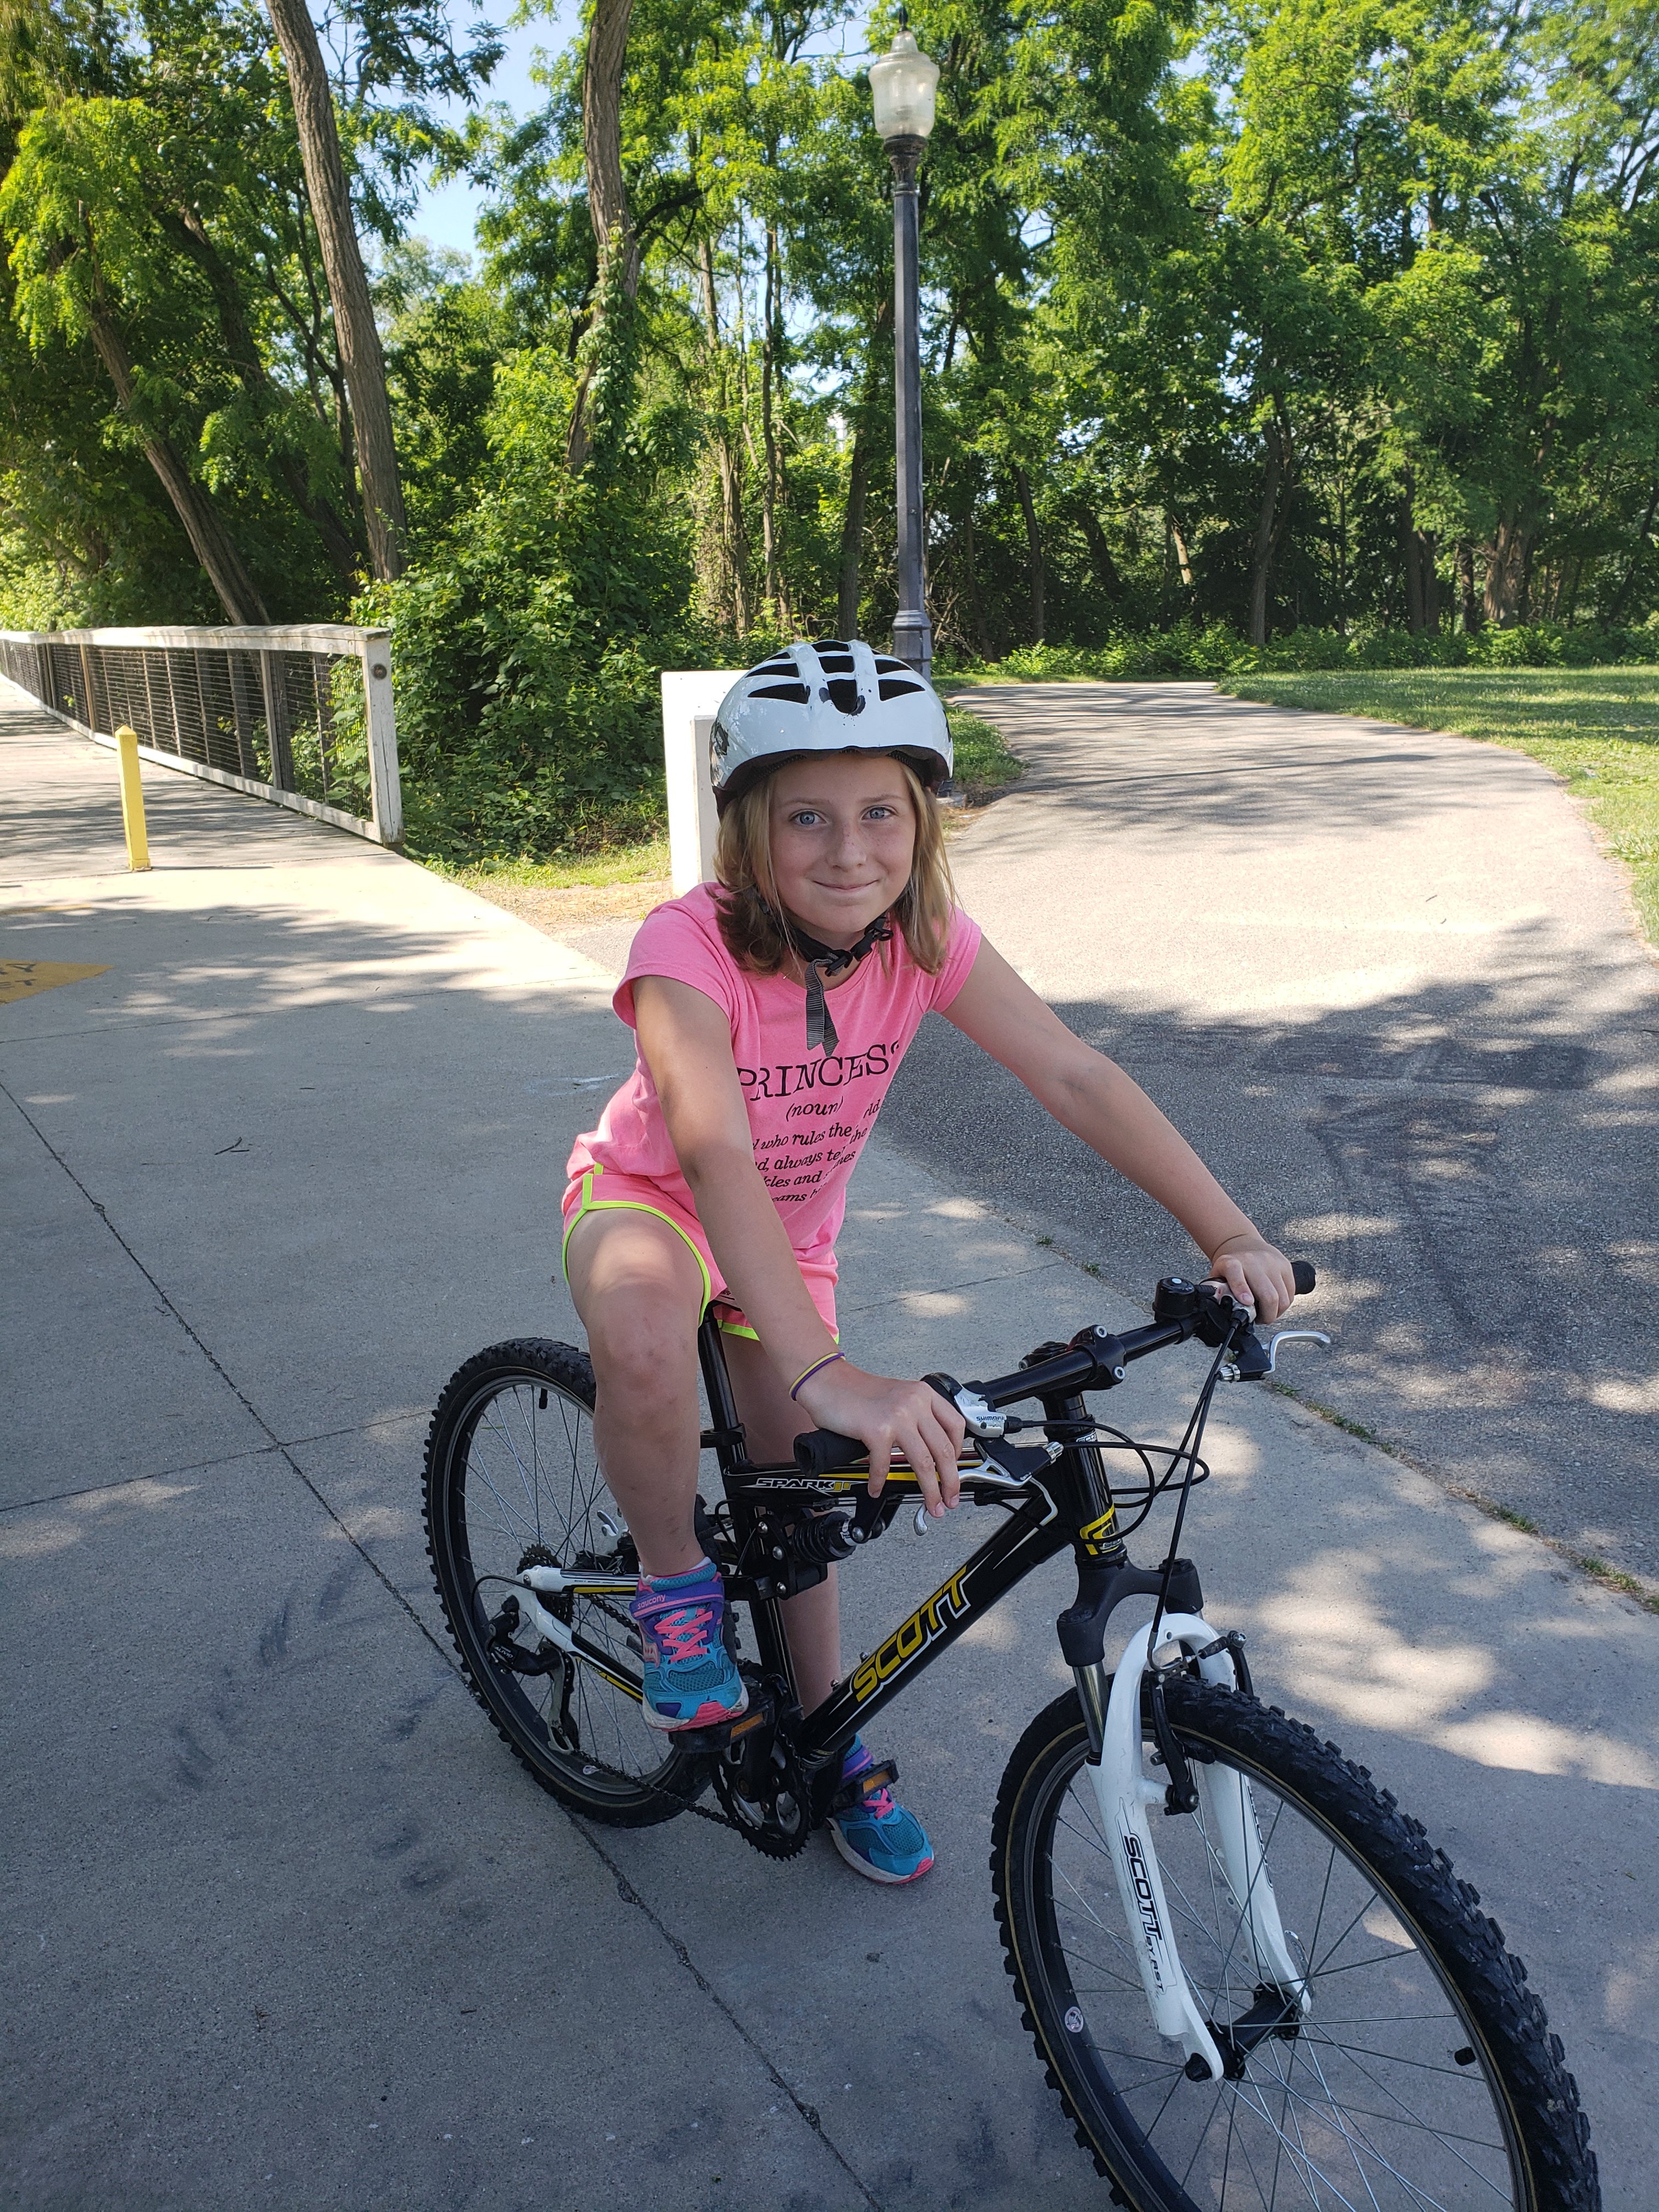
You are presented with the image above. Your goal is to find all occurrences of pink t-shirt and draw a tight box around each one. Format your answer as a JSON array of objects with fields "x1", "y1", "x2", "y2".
[{"x1": 566, "y1": 884, "x2": 982, "y2": 1263}]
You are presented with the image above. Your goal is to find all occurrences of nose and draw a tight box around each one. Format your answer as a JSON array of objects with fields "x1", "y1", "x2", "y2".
[{"x1": 826, "y1": 816, "x2": 868, "y2": 870}]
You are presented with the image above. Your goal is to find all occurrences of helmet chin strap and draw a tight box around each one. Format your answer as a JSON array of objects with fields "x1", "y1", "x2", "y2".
[{"x1": 778, "y1": 909, "x2": 893, "y2": 1054}]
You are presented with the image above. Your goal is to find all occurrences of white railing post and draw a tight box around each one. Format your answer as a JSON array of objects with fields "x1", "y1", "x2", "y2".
[
  {"x1": 359, "y1": 632, "x2": 402, "y2": 848},
  {"x1": 661, "y1": 670, "x2": 741, "y2": 896}
]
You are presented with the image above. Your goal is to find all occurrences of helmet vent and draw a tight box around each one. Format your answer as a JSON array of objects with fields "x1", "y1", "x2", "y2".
[
  {"x1": 877, "y1": 676, "x2": 926, "y2": 700},
  {"x1": 750, "y1": 681, "x2": 811, "y2": 704},
  {"x1": 753, "y1": 659, "x2": 798, "y2": 677},
  {"x1": 872, "y1": 656, "x2": 910, "y2": 674},
  {"x1": 823, "y1": 679, "x2": 866, "y2": 715},
  {"x1": 815, "y1": 654, "x2": 856, "y2": 673},
  {"x1": 810, "y1": 639, "x2": 849, "y2": 652}
]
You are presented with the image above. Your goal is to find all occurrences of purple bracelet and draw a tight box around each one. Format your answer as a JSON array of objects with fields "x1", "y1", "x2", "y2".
[{"x1": 789, "y1": 1350, "x2": 844, "y2": 1400}]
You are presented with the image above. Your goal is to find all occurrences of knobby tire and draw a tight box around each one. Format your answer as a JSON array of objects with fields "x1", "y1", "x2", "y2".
[{"x1": 992, "y1": 1683, "x2": 1598, "y2": 2212}]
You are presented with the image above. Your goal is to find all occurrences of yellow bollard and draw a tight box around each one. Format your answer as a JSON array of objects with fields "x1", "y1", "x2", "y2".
[{"x1": 115, "y1": 725, "x2": 150, "y2": 872}]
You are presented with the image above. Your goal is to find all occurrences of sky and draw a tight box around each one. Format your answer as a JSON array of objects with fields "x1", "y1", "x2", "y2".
[
  {"x1": 406, "y1": 5, "x2": 885, "y2": 261},
  {"x1": 406, "y1": 5, "x2": 578, "y2": 259}
]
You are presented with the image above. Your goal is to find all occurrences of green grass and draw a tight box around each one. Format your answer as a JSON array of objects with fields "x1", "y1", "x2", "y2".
[
  {"x1": 428, "y1": 836, "x2": 672, "y2": 893},
  {"x1": 946, "y1": 703, "x2": 1026, "y2": 797},
  {"x1": 1218, "y1": 665, "x2": 1659, "y2": 947}
]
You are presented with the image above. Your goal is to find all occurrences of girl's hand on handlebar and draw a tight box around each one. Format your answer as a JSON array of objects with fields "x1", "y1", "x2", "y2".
[
  {"x1": 794, "y1": 1362, "x2": 967, "y2": 1516},
  {"x1": 1206, "y1": 1232, "x2": 1297, "y2": 1324}
]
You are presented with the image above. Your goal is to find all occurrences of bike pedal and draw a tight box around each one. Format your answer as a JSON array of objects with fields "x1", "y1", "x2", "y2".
[
  {"x1": 828, "y1": 1759, "x2": 899, "y2": 1816},
  {"x1": 674, "y1": 1703, "x2": 770, "y2": 1752}
]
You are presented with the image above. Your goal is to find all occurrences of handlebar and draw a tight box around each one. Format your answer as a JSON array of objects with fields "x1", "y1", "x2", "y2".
[{"x1": 792, "y1": 1261, "x2": 1317, "y2": 1477}]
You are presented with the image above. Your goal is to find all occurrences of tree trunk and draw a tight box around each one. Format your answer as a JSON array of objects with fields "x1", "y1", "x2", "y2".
[
  {"x1": 86, "y1": 304, "x2": 269, "y2": 624},
  {"x1": 837, "y1": 426, "x2": 868, "y2": 639},
  {"x1": 1248, "y1": 444, "x2": 1283, "y2": 647},
  {"x1": 265, "y1": 0, "x2": 405, "y2": 580},
  {"x1": 1249, "y1": 403, "x2": 1298, "y2": 646},
  {"x1": 697, "y1": 235, "x2": 749, "y2": 632},
  {"x1": 1334, "y1": 477, "x2": 1349, "y2": 634},
  {"x1": 163, "y1": 208, "x2": 362, "y2": 585},
  {"x1": 961, "y1": 504, "x2": 984, "y2": 659},
  {"x1": 1609, "y1": 482, "x2": 1659, "y2": 622},
  {"x1": 1167, "y1": 511, "x2": 1194, "y2": 589},
  {"x1": 1402, "y1": 484, "x2": 1425, "y2": 635},
  {"x1": 1080, "y1": 505, "x2": 1125, "y2": 599},
  {"x1": 833, "y1": 298, "x2": 891, "y2": 641},
  {"x1": 1013, "y1": 464, "x2": 1044, "y2": 643},
  {"x1": 1482, "y1": 514, "x2": 1531, "y2": 628},
  {"x1": 1420, "y1": 531, "x2": 1440, "y2": 633},
  {"x1": 759, "y1": 218, "x2": 788, "y2": 629},
  {"x1": 1456, "y1": 539, "x2": 1482, "y2": 633},
  {"x1": 565, "y1": 0, "x2": 639, "y2": 472}
]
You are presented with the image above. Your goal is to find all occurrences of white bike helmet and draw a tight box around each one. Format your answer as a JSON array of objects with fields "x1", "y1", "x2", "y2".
[{"x1": 710, "y1": 639, "x2": 952, "y2": 812}]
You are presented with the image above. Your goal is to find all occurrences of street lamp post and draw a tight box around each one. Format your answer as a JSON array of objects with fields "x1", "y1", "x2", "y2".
[{"x1": 869, "y1": 24, "x2": 939, "y2": 677}]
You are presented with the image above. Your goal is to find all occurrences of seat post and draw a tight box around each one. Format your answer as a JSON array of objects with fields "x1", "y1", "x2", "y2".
[{"x1": 696, "y1": 1313, "x2": 749, "y2": 1466}]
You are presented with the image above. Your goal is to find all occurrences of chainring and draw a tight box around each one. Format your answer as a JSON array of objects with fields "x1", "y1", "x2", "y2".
[{"x1": 711, "y1": 1735, "x2": 812, "y2": 1860}]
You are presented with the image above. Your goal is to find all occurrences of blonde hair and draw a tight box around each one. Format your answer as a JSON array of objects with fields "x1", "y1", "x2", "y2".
[{"x1": 713, "y1": 754, "x2": 956, "y2": 976}]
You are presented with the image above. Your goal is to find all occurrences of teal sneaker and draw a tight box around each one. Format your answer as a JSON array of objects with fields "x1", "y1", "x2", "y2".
[
  {"x1": 629, "y1": 1558, "x2": 748, "y2": 1732},
  {"x1": 828, "y1": 1739, "x2": 935, "y2": 1884}
]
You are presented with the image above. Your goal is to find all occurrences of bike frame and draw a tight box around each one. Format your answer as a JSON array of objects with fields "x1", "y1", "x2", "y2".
[{"x1": 506, "y1": 1306, "x2": 1306, "y2": 2086}]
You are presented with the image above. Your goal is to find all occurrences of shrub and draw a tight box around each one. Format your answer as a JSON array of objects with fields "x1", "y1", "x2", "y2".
[
  {"x1": 365, "y1": 347, "x2": 719, "y2": 864},
  {"x1": 940, "y1": 618, "x2": 1656, "y2": 690}
]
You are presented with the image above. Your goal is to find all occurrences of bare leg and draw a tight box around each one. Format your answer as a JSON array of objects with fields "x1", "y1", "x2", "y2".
[
  {"x1": 721, "y1": 1330, "x2": 843, "y2": 1714},
  {"x1": 565, "y1": 1209, "x2": 708, "y2": 1581}
]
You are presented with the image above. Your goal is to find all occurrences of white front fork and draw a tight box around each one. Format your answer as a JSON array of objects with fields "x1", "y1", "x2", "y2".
[{"x1": 1088, "y1": 1613, "x2": 1308, "y2": 2083}]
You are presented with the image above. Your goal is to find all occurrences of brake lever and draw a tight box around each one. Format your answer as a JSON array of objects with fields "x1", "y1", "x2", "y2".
[
  {"x1": 1219, "y1": 1327, "x2": 1335, "y2": 1383},
  {"x1": 1262, "y1": 1328, "x2": 1332, "y2": 1374}
]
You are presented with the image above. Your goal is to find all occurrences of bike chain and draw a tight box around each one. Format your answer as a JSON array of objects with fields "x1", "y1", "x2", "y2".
[
  {"x1": 564, "y1": 1705, "x2": 813, "y2": 1855},
  {"x1": 510, "y1": 1542, "x2": 816, "y2": 1854}
]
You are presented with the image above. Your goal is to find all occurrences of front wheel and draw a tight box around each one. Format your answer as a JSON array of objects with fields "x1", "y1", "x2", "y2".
[{"x1": 992, "y1": 1683, "x2": 1598, "y2": 2211}]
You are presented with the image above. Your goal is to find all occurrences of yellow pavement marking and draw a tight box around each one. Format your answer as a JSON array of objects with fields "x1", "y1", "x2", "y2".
[{"x1": 0, "y1": 961, "x2": 111, "y2": 1005}]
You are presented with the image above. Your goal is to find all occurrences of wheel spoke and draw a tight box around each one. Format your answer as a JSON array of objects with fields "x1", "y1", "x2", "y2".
[{"x1": 425, "y1": 1355, "x2": 682, "y2": 1818}]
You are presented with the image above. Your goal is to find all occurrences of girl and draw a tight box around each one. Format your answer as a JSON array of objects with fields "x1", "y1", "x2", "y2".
[{"x1": 563, "y1": 640, "x2": 1296, "y2": 1884}]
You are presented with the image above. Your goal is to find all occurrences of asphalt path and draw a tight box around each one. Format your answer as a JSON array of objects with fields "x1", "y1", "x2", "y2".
[{"x1": 879, "y1": 681, "x2": 1659, "y2": 1580}]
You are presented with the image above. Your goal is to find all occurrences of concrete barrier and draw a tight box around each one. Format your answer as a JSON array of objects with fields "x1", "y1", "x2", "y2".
[{"x1": 660, "y1": 668, "x2": 740, "y2": 894}]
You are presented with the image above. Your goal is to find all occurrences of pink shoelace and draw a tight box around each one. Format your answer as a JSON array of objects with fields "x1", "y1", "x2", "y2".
[
  {"x1": 842, "y1": 1749, "x2": 894, "y2": 1820},
  {"x1": 651, "y1": 1601, "x2": 714, "y2": 1666}
]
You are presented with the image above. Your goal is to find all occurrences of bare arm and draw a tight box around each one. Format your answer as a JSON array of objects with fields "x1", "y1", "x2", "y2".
[
  {"x1": 633, "y1": 977, "x2": 964, "y2": 1502},
  {"x1": 943, "y1": 940, "x2": 1296, "y2": 1320}
]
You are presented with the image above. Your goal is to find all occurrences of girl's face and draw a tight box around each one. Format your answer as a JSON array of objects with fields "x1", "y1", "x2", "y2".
[{"x1": 766, "y1": 751, "x2": 917, "y2": 948}]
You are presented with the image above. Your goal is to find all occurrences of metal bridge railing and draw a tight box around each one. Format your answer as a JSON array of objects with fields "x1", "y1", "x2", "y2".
[{"x1": 0, "y1": 623, "x2": 402, "y2": 847}]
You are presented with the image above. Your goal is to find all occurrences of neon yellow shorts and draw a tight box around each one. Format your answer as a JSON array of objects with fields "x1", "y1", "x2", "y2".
[{"x1": 561, "y1": 1165, "x2": 838, "y2": 1342}]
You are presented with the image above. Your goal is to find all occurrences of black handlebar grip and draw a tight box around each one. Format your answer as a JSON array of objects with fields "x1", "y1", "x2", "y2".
[
  {"x1": 1291, "y1": 1259, "x2": 1317, "y2": 1296},
  {"x1": 793, "y1": 1428, "x2": 867, "y2": 1477}
]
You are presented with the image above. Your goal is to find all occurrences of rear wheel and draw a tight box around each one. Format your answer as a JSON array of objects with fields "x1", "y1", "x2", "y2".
[
  {"x1": 422, "y1": 1338, "x2": 705, "y2": 1826},
  {"x1": 993, "y1": 1684, "x2": 1598, "y2": 2210}
]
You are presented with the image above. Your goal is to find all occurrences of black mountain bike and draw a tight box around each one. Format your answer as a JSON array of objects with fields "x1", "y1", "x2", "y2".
[{"x1": 422, "y1": 1264, "x2": 1599, "y2": 2211}]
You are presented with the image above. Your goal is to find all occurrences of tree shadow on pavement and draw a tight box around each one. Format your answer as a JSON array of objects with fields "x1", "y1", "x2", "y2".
[{"x1": 885, "y1": 941, "x2": 1659, "y2": 1577}]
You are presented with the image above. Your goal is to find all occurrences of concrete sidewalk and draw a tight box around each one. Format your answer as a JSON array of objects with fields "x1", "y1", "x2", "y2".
[{"x1": 4, "y1": 685, "x2": 1656, "y2": 2210}]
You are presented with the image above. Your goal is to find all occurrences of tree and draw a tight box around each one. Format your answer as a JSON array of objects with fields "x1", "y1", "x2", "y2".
[{"x1": 264, "y1": 0, "x2": 406, "y2": 577}]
